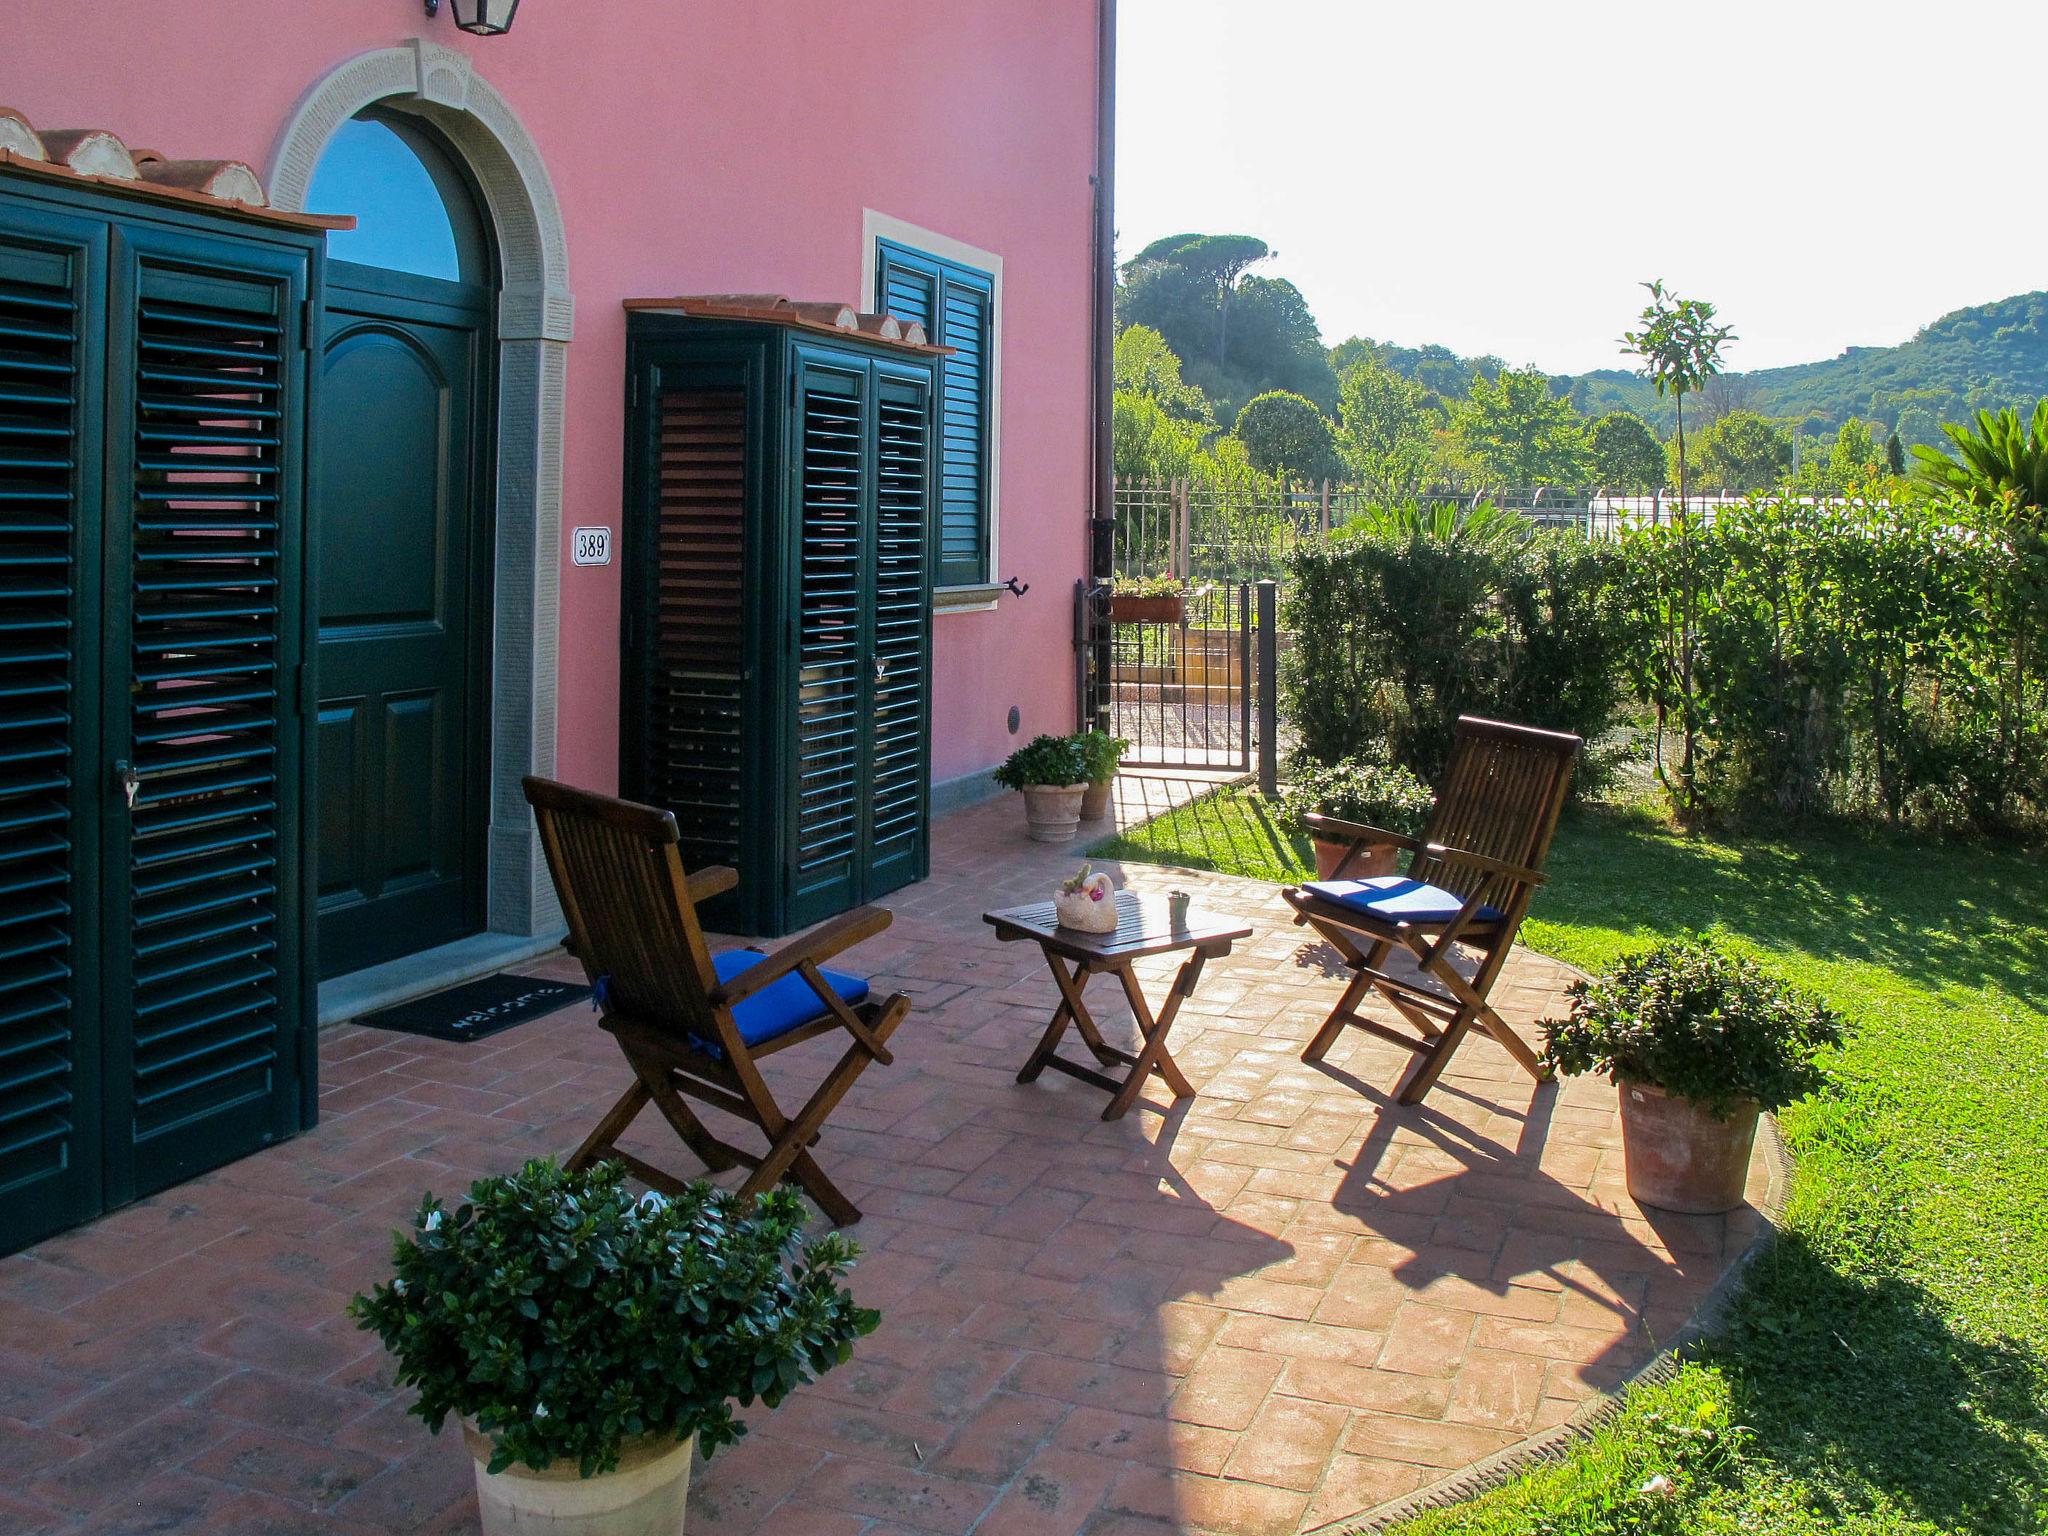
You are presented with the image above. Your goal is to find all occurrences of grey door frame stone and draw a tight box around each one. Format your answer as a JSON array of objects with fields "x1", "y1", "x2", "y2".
[{"x1": 269, "y1": 41, "x2": 573, "y2": 1017}]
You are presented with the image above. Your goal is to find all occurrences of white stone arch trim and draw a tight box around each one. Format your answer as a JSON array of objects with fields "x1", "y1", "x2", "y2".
[
  {"x1": 268, "y1": 41, "x2": 572, "y2": 341},
  {"x1": 268, "y1": 42, "x2": 572, "y2": 976}
]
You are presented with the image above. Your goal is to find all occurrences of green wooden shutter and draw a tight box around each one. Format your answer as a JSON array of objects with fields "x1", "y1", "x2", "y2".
[
  {"x1": 639, "y1": 380, "x2": 748, "y2": 876},
  {"x1": 877, "y1": 255, "x2": 936, "y2": 340},
  {"x1": 933, "y1": 274, "x2": 991, "y2": 587},
  {"x1": 876, "y1": 243, "x2": 992, "y2": 588},
  {"x1": 866, "y1": 369, "x2": 932, "y2": 895},
  {"x1": 788, "y1": 358, "x2": 867, "y2": 925},
  {"x1": 0, "y1": 209, "x2": 104, "y2": 1254},
  {"x1": 106, "y1": 236, "x2": 308, "y2": 1199}
]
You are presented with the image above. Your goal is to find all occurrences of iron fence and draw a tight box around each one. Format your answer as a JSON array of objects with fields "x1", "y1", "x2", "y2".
[{"x1": 1110, "y1": 477, "x2": 1746, "y2": 582}]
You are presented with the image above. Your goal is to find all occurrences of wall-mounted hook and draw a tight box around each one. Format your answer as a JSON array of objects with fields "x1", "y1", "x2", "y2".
[{"x1": 1002, "y1": 576, "x2": 1030, "y2": 598}]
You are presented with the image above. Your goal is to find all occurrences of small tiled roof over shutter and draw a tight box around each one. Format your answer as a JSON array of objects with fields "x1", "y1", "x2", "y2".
[
  {"x1": 623, "y1": 294, "x2": 949, "y2": 354},
  {"x1": 0, "y1": 106, "x2": 350, "y2": 233}
]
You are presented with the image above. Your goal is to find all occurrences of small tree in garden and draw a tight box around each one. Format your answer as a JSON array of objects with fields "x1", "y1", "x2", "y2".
[
  {"x1": 1234, "y1": 390, "x2": 1337, "y2": 481},
  {"x1": 1337, "y1": 356, "x2": 1438, "y2": 499},
  {"x1": 1621, "y1": 281, "x2": 1736, "y2": 819},
  {"x1": 1588, "y1": 410, "x2": 1666, "y2": 491},
  {"x1": 1685, "y1": 410, "x2": 1793, "y2": 493},
  {"x1": 1450, "y1": 365, "x2": 1590, "y2": 486},
  {"x1": 1113, "y1": 324, "x2": 1213, "y2": 425},
  {"x1": 1623, "y1": 280, "x2": 1735, "y2": 511}
]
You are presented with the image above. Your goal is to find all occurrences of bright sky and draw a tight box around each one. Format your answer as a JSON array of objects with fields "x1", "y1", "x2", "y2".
[{"x1": 1117, "y1": 0, "x2": 2048, "y2": 376}]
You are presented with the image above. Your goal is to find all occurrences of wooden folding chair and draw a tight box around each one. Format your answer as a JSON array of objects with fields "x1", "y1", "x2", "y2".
[
  {"x1": 523, "y1": 776, "x2": 909, "y2": 1225},
  {"x1": 1280, "y1": 717, "x2": 1581, "y2": 1105}
]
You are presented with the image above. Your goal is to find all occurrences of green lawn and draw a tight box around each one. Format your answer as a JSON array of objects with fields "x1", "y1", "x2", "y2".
[{"x1": 1092, "y1": 791, "x2": 2048, "y2": 1534}]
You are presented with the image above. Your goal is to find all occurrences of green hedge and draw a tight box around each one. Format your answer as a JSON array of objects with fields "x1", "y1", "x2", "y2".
[
  {"x1": 1625, "y1": 493, "x2": 2047, "y2": 827},
  {"x1": 1283, "y1": 495, "x2": 2047, "y2": 830},
  {"x1": 1280, "y1": 514, "x2": 1628, "y2": 780}
]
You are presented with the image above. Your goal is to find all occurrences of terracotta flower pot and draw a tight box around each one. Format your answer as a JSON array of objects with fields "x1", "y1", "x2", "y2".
[
  {"x1": 462, "y1": 1421, "x2": 693, "y2": 1536},
  {"x1": 1079, "y1": 778, "x2": 1115, "y2": 821},
  {"x1": 1021, "y1": 783, "x2": 1088, "y2": 843},
  {"x1": 1616, "y1": 1078, "x2": 1759, "y2": 1215},
  {"x1": 1311, "y1": 837, "x2": 1401, "y2": 881},
  {"x1": 1107, "y1": 593, "x2": 1185, "y2": 625}
]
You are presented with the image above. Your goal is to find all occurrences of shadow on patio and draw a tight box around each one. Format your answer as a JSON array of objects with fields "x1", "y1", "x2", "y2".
[{"x1": 0, "y1": 777, "x2": 1758, "y2": 1536}]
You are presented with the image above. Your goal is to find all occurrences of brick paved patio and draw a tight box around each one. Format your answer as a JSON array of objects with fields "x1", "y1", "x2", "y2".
[{"x1": 0, "y1": 774, "x2": 1765, "y2": 1535}]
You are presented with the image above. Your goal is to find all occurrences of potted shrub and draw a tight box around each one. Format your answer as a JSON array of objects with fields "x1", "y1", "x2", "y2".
[
  {"x1": 349, "y1": 1159, "x2": 878, "y2": 1536},
  {"x1": 1282, "y1": 756, "x2": 1434, "y2": 879},
  {"x1": 994, "y1": 733, "x2": 1090, "y2": 843},
  {"x1": 1106, "y1": 573, "x2": 1187, "y2": 625},
  {"x1": 1541, "y1": 940, "x2": 1843, "y2": 1214},
  {"x1": 1072, "y1": 729, "x2": 1130, "y2": 821}
]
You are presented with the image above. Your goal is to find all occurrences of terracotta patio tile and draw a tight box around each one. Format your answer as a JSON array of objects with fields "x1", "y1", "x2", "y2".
[
  {"x1": 184, "y1": 1425, "x2": 388, "y2": 1510},
  {"x1": 1221, "y1": 1393, "x2": 1347, "y2": 1490},
  {"x1": 1310, "y1": 1265, "x2": 1405, "y2": 1329},
  {"x1": 1470, "y1": 1314, "x2": 1634, "y2": 1362},
  {"x1": 1276, "y1": 1357, "x2": 1452, "y2": 1418},
  {"x1": 977, "y1": 1445, "x2": 1123, "y2": 1535},
  {"x1": 1445, "y1": 1346, "x2": 1549, "y2": 1431},
  {"x1": 1107, "y1": 1463, "x2": 1309, "y2": 1536},
  {"x1": 27, "y1": 1405, "x2": 233, "y2": 1516},
  {"x1": 1167, "y1": 1345, "x2": 1284, "y2": 1430},
  {"x1": 1123, "y1": 1300, "x2": 1228, "y2": 1376},
  {"x1": 1343, "y1": 1411, "x2": 1522, "y2": 1469},
  {"x1": 927, "y1": 1390, "x2": 1070, "y2": 1482},
  {"x1": 883, "y1": 1335, "x2": 1022, "y2": 1423},
  {"x1": 325, "y1": 1440, "x2": 475, "y2": 1532},
  {"x1": 1006, "y1": 1353, "x2": 1178, "y2": 1416},
  {"x1": 1179, "y1": 1271, "x2": 1323, "y2": 1321},
  {"x1": 797, "y1": 1455, "x2": 999, "y2": 1533},
  {"x1": 720, "y1": 1499, "x2": 867, "y2": 1535},
  {"x1": 749, "y1": 1392, "x2": 952, "y2": 1469},
  {"x1": 1306, "y1": 1452, "x2": 1429, "y2": 1526},
  {"x1": 675, "y1": 1432, "x2": 822, "y2": 1533},
  {"x1": 196, "y1": 1313, "x2": 375, "y2": 1381},
  {"x1": 0, "y1": 1490, "x2": 64, "y2": 1535},
  {"x1": 1213, "y1": 1312, "x2": 1387, "y2": 1368},
  {"x1": 0, "y1": 1352, "x2": 96, "y2": 1423},
  {"x1": 0, "y1": 1416, "x2": 85, "y2": 1482},
  {"x1": 1374, "y1": 1301, "x2": 1477, "y2": 1378},
  {"x1": 961, "y1": 1304, "x2": 1129, "y2": 1364},
  {"x1": 64, "y1": 1472, "x2": 249, "y2": 1536},
  {"x1": 1053, "y1": 1406, "x2": 1235, "y2": 1476}
]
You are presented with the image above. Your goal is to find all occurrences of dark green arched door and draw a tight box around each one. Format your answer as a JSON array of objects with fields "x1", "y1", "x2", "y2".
[{"x1": 307, "y1": 112, "x2": 495, "y2": 978}]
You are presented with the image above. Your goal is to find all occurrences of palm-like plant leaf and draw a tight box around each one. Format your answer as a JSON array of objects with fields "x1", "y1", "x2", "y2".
[{"x1": 1910, "y1": 399, "x2": 2048, "y2": 511}]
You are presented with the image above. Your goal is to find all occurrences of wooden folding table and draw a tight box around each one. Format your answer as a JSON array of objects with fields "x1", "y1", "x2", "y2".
[{"x1": 984, "y1": 892, "x2": 1252, "y2": 1121}]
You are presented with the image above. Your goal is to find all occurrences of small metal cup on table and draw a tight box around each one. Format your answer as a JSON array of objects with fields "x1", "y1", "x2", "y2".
[{"x1": 983, "y1": 891, "x2": 1251, "y2": 1121}]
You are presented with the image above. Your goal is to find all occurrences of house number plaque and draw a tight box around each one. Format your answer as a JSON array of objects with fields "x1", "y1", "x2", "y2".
[{"x1": 572, "y1": 526, "x2": 613, "y2": 566}]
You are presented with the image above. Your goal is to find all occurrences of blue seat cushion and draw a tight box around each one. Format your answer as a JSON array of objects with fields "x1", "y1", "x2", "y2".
[
  {"x1": 1303, "y1": 876, "x2": 1503, "y2": 926},
  {"x1": 696, "y1": 949, "x2": 871, "y2": 1057}
]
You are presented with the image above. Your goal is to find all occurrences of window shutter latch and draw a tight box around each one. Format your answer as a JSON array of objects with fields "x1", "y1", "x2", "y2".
[{"x1": 113, "y1": 760, "x2": 140, "y2": 811}]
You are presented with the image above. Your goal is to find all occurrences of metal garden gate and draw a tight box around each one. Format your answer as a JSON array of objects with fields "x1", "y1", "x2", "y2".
[{"x1": 1077, "y1": 579, "x2": 1277, "y2": 776}]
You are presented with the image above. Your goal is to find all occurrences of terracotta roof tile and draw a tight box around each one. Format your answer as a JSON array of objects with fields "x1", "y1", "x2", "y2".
[
  {"x1": 36, "y1": 128, "x2": 134, "y2": 179},
  {"x1": 622, "y1": 293, "x2": 951, "y2": 354},
  {"x1": 0, "y1": 105, "x2": 350, "y2": 232},
  {"x1": 0, "y1": 107, "x2": 42, "y2": 161}
]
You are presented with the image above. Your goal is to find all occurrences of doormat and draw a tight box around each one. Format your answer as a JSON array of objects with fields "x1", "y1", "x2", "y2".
[{"x1": 357, "y1": 973, "x2": 591, "y2": 1044}]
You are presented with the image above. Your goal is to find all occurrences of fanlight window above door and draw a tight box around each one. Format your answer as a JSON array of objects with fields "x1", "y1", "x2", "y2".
[{"x1": 306, "y1": 112, "x2": 489, "y2": 284}]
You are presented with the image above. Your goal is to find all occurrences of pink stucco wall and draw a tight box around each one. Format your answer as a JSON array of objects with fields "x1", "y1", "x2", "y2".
[{"x1": 3, "y1": 0, "x2": 1098, "y2": 789}]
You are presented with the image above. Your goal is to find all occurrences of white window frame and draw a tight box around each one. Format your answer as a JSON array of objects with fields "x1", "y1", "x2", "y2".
[{"x1": 862, "y1": 209, "x2": 1004, "y2": 612}]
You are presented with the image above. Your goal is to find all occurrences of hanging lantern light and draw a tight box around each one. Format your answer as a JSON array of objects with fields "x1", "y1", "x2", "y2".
[{"x1": 424, "y1": 0, "x2": 521, "y2": 37}]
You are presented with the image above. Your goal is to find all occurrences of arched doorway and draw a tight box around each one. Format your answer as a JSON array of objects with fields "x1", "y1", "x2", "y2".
[
  {"x1": 306, "y1": 111, "x2": 496, "y2": 978},
  {"x1": 267, "y1": 42, "x2": 573, "y2": 1010}
]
